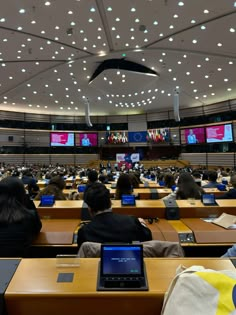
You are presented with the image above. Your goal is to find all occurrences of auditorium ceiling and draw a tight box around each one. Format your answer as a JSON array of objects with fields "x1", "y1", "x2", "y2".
[{"x1": 0, "y1": 0, "x2": 236, "y2": 116}]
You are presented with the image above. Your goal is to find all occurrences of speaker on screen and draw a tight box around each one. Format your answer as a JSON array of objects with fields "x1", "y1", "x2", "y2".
[{"x1": 173, "y1": 89, "x2": 180, "y2": 122}]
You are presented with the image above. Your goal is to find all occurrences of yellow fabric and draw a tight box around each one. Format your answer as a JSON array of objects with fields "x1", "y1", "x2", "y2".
[{"x1": 196, "y1": 271, "x2": 236, "y2": 315}]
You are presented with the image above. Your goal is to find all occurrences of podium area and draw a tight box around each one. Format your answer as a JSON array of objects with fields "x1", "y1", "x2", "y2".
[{"x1": 5, "y1": 257, "x2": 236, "y2": 315}]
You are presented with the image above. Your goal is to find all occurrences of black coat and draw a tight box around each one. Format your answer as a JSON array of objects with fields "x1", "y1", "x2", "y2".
[{"x1": 77, "y1": 212, "x2": 152, "y2": 248}]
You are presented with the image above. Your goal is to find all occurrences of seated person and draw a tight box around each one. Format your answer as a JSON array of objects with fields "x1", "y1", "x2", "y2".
[
  {"x1": 0, "y1": 177, "x2": 42, "y2": 257},
  {"x1": 115, "y1": 173, "x2": 133, "y2": 199},
  {"x1": 162, "y1": 172, "x2": 205, "y2": 201},
  {"x1": 163, "y1": 173, "x2": 176, "y2": 188},
  {"x1": 35, "y1": 175, "x2": 66, "y2": 200},
  {"x1": 81, "y1": 134, "x2": 91, "y2": 146},
  {"x1": 202, "y1": 170, "x2": 219, "y2": 188},
  {"x1": 83, "y1": 170, "x2": 98, "y2": 200},
  {"x1": 21, "y1": 169, "x2": 39, "y2": 198},
  {"x1": 216, "y1": 174, "x2": 236, "y2": 199},
  {"x1": 222, "y1": 244, "x2": 236, "y2": 257},
  {"x1": 77, "y1": 183, "x2": 152, "y2": 248}
]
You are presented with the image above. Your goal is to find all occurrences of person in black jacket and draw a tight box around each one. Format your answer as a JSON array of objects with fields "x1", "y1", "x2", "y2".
[
  {"x1": 0, "y1": 176, "x2": 42, "y2": 257},
  {"x1": 77, "y1": 182, "x2": 152, "y2": 248}
]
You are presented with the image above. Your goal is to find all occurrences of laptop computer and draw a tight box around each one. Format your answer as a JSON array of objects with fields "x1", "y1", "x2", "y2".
[
  {"x1": 121, "y1": 194, "x2": 136, "y2": 206},
  {"x1": 78, "y1": 185, "x2": 86, "y2": 192},
  {"x1": 201, "y1": 193, "x2": 218, "y2": 206},
  {"x1": 39, "y1": 195, "x2": 55, "y2": 207},
  {"x1": 97, "y1": 244, "x2": 148, "y2": 291}
]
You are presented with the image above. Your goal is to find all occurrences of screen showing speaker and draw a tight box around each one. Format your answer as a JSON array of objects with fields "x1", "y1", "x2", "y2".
[
  {"x1": 75, "y1": 133, "x2": 98, "y2": 146},
  {"x1": 183, "y1": 127, "x2": 205, "y2": 144},
  {"x1": 50, "y1": 132, "x2": 74, "y2": 146},
  {"x1": 146, "y1": 128, "x2": 170, "y2": 143},
  {"x1": 206, "y1": 124, "x2": 233, "y2": 143}
]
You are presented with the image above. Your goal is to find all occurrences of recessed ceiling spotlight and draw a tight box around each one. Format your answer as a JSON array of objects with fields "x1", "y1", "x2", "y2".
[
  {"x1": 169, "y1": 37, "x2": 173, "y2": 41},
  {"x1": 230, "y1": 28, "x2": 235, "y2": 33},
  {"x1": 17, "y1": 26, "x2": 23, "y2": 30},
  {"x1": 227, "y1": 88, "x2": 232, "y2": 91},
  {"x1": 229, "y1": 61, "x2": 233, "y2": 64},
  {"x1": 205, "y1": 57, "x2": 210, "y2": 61},
  {"x1": 19, "y1": 9, "x2": 26, "y2": 14},
  {"x1": 204, "y1": 9, "x2": 209, "y2": 14},
  {"x1": 90, "y1": 7, "x2": 96, "y2": 12},
  {"x1": 131, "y1": 8, "x2": 136, "y2": 12},
  {"x1": 191, "y1": 19, "x2": 196, "y2": 24},
  {"x1": 153, "y1": 20, "x2": 158, "y2": 25},
  {"x1": 45, "y1": 1, "x2": 51, "y2": 5},
  {"x1": 107, "y1": 7, "x2": 112, "y2": 11},
  {"x1": 68, "y1": 11, "x2": 73, "y2": 14},
  {"x1": 192, "y1": 39, "x2": 197, "y2": 44},
  {"x1": 173, "y1": 14, "x2": 178, "y2": 18},
  {"x1": 217, "y1": 42, "x2": 222, "y2": 47},
  {"x1": 201, "y1": 25, "x2": 206, "y2": 30},
  {"x1": 0, "y1": 18, "x2": 6, "y2": 22},
  {"x1": 88, "y1": 18, "x2": 93, "y2": 22},
  {"x1": 178, "y1": 2, "x2": 184, "y2": 6},
  {"x1": 115, "y1": 17, "x2": 120, "y2": 21}
]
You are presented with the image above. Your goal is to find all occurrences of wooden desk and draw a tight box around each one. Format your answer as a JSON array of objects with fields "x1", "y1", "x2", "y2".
[
  {"x1": 33, "y1": 219, "x2": 80, "y2": 245},
  {"x1": 181, "y1": 218, "x2": 236, "y2": 244},
  {"x1": 35, "y1": 199, "x2": 236, "y2": 219},
  {"x1": 5, "y1": 258, "x2": 235, "y2": 315}
]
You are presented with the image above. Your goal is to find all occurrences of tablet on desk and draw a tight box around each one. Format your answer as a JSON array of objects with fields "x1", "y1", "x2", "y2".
[
  {"x1": 121, "y1": 194, "x2": 136, "y2": 206},
  {"x1": 78, "y1": 185, "x2": 86, "y2": 192},
  {"x1": 39, "y1": 195, "x2": 55, "y2": 207},
  {"x1": 201, "y1": 193, "x2": 218, "y2": 206},
  {"x1": 97, "y1": 244, "x2": 148, "y2": 291}
]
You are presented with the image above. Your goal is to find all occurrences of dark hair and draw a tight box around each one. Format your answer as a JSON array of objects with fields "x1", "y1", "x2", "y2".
[
  {"x1": 207, "y1": 171, "x2": 217, "y2": 182},
  {"x1": 128, "y1": 173, "x2": 140, "y2": 188},
  {"x1": 115, "y1": 173, "x2": 132, "y2": 199},
  {"x1": 0, "y1": 177, "x2": 32, "y2": 223},
  {"x1": 176, "y1": 172, "x2": 204, "y2": 199},
  {"x1": 49, "y1": 175, "x2": 65, "y2": 190},
  {"x1": 88, "y1": 170, "x2": 98, "y2": 183},
  {"x1": 164, "y1": 173, "x2": 175, "y2": 188},
  {"x1": 84, "y1": 182, "x2": 111, "y2": 213}
]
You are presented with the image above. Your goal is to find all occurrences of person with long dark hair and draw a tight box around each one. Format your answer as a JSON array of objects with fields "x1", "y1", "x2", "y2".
[
  {"x1": 162, "y1": 172, "x2": 204, "y2": 201},
  {"x1": 0, "y1": 177, "x2": 42, "y2": 257},
  {"x1": 115, "y1": 173, "x2": 133, "y2": 199}
]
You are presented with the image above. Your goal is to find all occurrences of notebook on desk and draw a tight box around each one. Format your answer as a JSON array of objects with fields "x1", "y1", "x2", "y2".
[
  {"x1": 97, "y1": 244, "x2": 148, "y2": 291},
  {"x1": 213, "y1": 213, "x2": 236, "y2": 229},
  {"x1": 201, "y1": 193, "x2": 218, "y2": 206}
]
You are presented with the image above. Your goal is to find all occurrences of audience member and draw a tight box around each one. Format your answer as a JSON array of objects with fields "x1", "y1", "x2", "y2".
[
  {"x1": 163, "y1": 172, "x2": 205, "y2": 201},
  {"x1": 0, "y1": 177, "x2": 42, "y2": 257},
  {"x1": 83, "y1": 170, "x2": 98, "y2": 200},
  {"x1": 202, "y1": 170, "x2": 218, "y2": 188},
  {"x1": 115, "y1": 173, "x2": 133, "y2": 199},
  {"x1": 77, "y1": 183, "x2": 152, "y2": 248},
  {"x1": 216, "y1": 174, "x2": 236, "y2": 199},
  {"x1": 35, "y1": 175, "x2": 66, "y2": 200}
]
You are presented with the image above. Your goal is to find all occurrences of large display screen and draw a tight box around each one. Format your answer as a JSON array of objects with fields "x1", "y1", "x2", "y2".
[
  {"x1": 75, "y1": 133, "x2": 98, "y2": 146},
  {"x1": 105, "y1": 131, "x2": 128, "y2": 144},
  {"x1": 183, "y1": 127, "x2": 205, "y2": 144},
  {"x1": 206, "y1": 124, "x2": 233, "y2": 143},
  {"x1": 50, "y1": 132, "x2": 74, "y2": 146},
  {"x1": 146, "y1": 128, "x2": 170, "y2": 143}
]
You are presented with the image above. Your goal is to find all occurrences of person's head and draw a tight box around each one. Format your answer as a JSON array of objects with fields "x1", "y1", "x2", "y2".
[
  {"x1": 230, "y1": 174, "x2": 236, "y2": 188},
  {"x1": 115, "y1": 173, "x2": 132, "y2": 199},
  {"x1": 128, "y1": 173, "x2": 140, "y2": 188},
  {"x1": 0, "y1": 177, "x2": 29, "y2": 223},
  {"x1": 176, "y1": 172, "x2": 203, "y2": 199},
  {"x1": 88, "y1": 170, "x2": 98, "y2": 183},
  {"x1": 49, "y1": 175, "x2": 65, "y2": 190},
  {"x1": 84, "y1": 182, "x2": 111, "y2": 214},
  {"x1": 83, "y1": 134, "x2": 87, "y2": 138},
  {"x1": 207, "y1": 171, "x2": 218, "y2": 183},
  {"x1": 189, "y1": 129, "x2": 193, "y2": 135},
  {"x1": 164, "y1": 173, "x2": 175, "y2": 188}
]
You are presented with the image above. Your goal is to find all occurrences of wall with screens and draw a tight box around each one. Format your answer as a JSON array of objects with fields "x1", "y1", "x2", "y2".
[
  {"x1": 75, "y1": 133, "x2": 98, "y2": 146},
  {"x1": 50, "y1": 132, "x2": 74, "y2": 146},
  {"x1": 206, "y1": 124, "x2": 233, "y2": 143}
]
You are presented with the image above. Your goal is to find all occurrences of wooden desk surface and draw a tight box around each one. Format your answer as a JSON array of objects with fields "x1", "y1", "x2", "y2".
[
  {"x1": 35, "y1": 199, "x2": 236, "y2": 219},
  {"x1": 182, "y1": 218, "x2": 236, "y2": 244},
  {"x1": 5, "y1": 258, "x2": 235, "y2": 315},
  {"x1": 33, "y1": 219, "x2": 80, "y2": 245}
]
